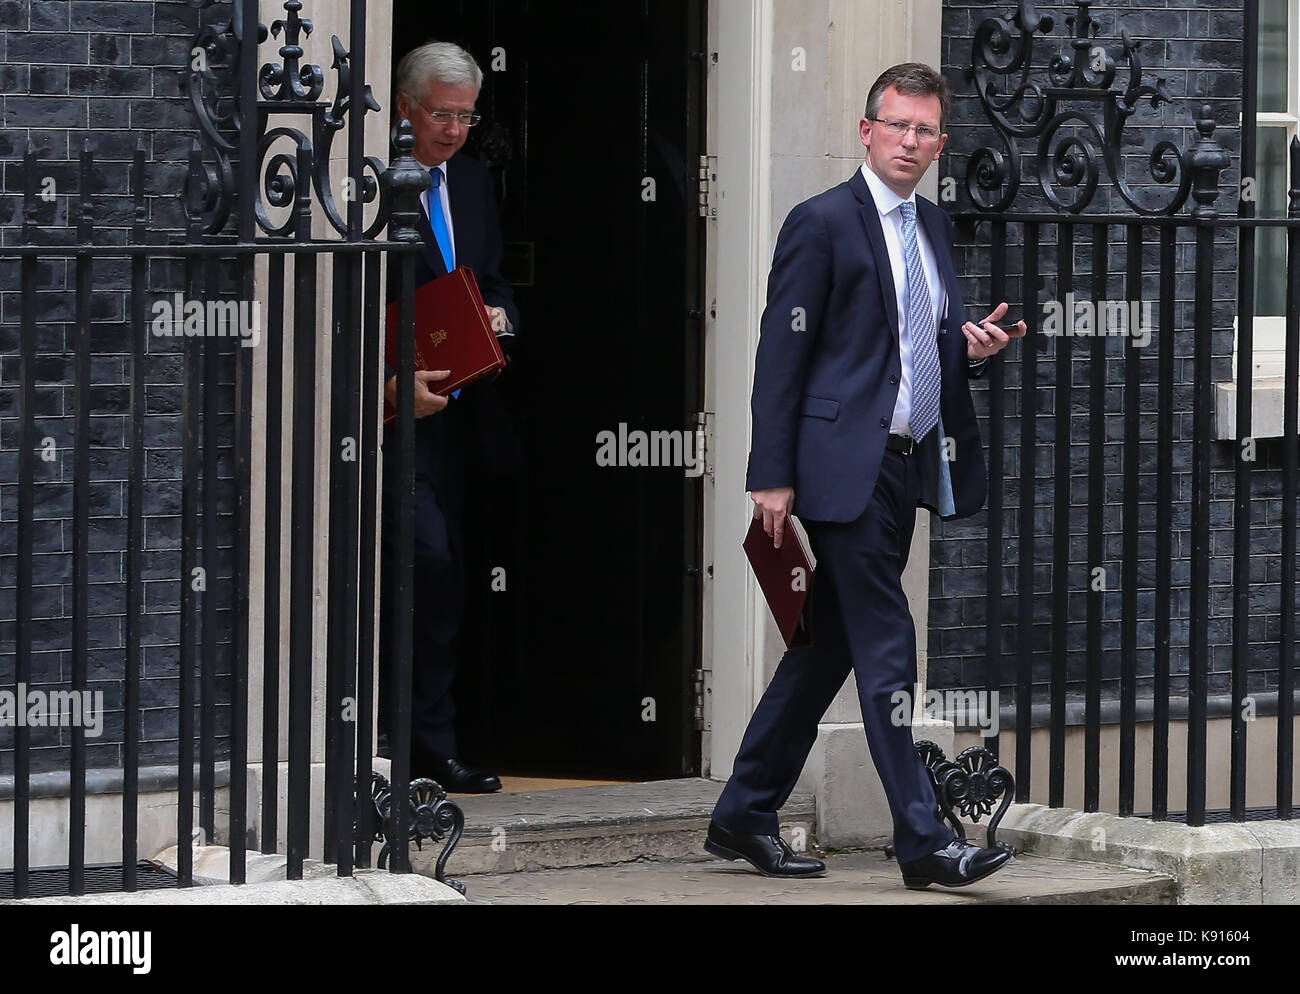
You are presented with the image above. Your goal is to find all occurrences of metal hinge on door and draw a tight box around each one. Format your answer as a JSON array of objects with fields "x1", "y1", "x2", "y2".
[
  {"x1": 696, "y1": 410, "x2": 714, "y2": 479},
  {"x1": 698, "y1": 155, "x2": 717, "y2": 219},
  {"x1": 693, "y1": 667, "x2": 712, "y2": 731}
]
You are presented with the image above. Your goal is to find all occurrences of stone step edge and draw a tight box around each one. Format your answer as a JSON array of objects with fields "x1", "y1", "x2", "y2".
[{"x1": 451, "y1": 804, "x2": 817, "y2": 842}]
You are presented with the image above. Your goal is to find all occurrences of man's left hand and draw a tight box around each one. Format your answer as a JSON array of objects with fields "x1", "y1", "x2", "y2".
[
  {"x1": 486, "y1": 305, "x2": 509, "y2": 335},
  {"x1": 962, "y1": 301, "x2": 1027, "y2": 361}
]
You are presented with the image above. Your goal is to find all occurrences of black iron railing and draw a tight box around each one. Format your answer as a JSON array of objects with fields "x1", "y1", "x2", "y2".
[
  {"x1": 955, "y1": 0, "x2": 1297, "y2": 826},
  {"x1": 1, "y1": 0, "x2": 449, "y2": 898}
]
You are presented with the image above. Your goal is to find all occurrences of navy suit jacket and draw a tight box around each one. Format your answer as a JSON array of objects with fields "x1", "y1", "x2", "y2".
[
  {"x1": 385, "y1": 151, "x2": 520, "y2": 479},
  {"x1": 746, "y1": 168, "x2": 988, "y2": 523}
]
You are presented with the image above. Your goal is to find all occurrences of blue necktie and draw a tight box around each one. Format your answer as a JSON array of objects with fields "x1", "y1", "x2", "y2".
[
  {"x1": 899, "y1": 201, "x2": 941, "y2": 442},
  {"x1": 429, "y1": 168, "x2": 460, "y2": 399},
  {"x1": 428, "y1": 167, "x2": 455, "y2": 273}
]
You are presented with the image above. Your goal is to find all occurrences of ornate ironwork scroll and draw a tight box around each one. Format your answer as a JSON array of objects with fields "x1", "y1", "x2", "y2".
[
  {"x1": 180, "y1": 0, "x2": 262, "y2": 232},
  {"x1": 884, "y1": 741, "x2": 1017, "y2": 859},
  {"x1": 966, "y1": 0, "x2": 1198, "y2": 216},
  {"x1": 368, "y1": 772, "x2": 466, "y2": 894},
  {"x1": 183, "y1": 0, "x2": 389, "y2": 237}
]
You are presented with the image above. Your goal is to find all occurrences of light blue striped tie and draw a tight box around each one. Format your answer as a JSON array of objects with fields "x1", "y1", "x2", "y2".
[{"x1": 899, "y1": 201, "x2": 941, "y2": 441}]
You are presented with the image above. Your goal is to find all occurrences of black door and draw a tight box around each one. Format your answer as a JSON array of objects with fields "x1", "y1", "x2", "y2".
[{"x1": 391, "y1": 0, "x2": 708, "y2": 780}]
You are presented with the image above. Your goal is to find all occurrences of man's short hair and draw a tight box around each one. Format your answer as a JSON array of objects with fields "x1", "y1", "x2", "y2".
[
  {"x1": 396, "y1": 41, "x2": 483, "y2": 100},
  {"x1": 864, "y1": 63, "x2": 950, "y2": 130}
]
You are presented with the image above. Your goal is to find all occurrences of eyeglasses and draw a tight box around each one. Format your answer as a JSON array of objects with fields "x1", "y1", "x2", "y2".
[
  {"x1": 408, "y1": 99, "x2": 482, "y2": 127},
  {"x1": 869, "y1": 117, "x2": 942, "y2": 144}
]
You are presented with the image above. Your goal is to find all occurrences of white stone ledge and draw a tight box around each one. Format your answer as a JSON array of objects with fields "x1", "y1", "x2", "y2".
[
  {"x1": 997, "y1": 801, "x2": 1300, "y2": 904},
  {"x1": 1214, "y1": 378, "x2": 1299, "y2": 440}
]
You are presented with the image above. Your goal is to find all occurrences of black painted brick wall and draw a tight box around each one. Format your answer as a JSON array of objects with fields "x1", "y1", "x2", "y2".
[
  {"x1": 932, "y1": 2, "x2": 1294, "y2": 713},
  {"x1": 0, "y1": 0, "x2": 236, "y2": 775}
]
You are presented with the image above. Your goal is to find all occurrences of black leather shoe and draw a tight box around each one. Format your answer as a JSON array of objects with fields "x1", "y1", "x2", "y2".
[
  {"x1": 703, "y1": 820, "x2": 826, "y2": 878},
  {"x1": 416, "y1": 755, "x2": 502, "y2": 794},
  {"x1": 898, "y1": 839, "x2": 1011, "y2": 890}
]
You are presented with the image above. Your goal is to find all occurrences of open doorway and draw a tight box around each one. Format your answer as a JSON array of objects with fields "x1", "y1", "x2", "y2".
[{"x1": 390, "y1": 0, "x2": 708, "y2": 782}]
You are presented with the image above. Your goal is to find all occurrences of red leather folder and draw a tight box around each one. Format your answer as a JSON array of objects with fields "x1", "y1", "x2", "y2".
[
  {"x1": 383, "y1": 266, "x2": 507, "y2": 425},
  {"x1": 743, "y1": 515, "x2": 814, "y2": 648}
]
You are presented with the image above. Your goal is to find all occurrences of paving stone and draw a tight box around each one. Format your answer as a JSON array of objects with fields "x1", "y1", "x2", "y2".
[{"x1": 461, "y1": 850, "x2": 1178, "y2": 905}]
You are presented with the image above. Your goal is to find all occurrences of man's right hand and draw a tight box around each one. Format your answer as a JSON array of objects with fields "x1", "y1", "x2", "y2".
[
  {"x1": 751, "y1": 487, "x2": 795, "y2": 549},
  {"x1": 385, "y1": 370, "x2": 452, "y2": 419}
]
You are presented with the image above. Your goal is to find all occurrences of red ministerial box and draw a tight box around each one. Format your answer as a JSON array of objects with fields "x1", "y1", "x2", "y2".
[
  {"x1": 384, "y1": 266, "x2": 507, "y2": 425},
  {"x1": 743, "y1": 515, "x2": 814, "y2": 649}
]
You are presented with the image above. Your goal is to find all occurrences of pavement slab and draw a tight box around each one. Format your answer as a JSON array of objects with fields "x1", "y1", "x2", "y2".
[{"x1": 460, "y1": 850, "x2": 1178, "y2": 905}]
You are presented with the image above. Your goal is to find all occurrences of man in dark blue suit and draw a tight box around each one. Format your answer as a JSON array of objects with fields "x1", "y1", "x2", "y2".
[
  {"x1": 378, "y1": 41, "x2": 519, "y2": 794},
  {"x1": 705, "y1": 63, "x2": 1026, "y2": 888}
]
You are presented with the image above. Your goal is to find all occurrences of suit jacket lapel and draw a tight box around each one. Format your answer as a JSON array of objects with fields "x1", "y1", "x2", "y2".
[{"x1": 851, "y1": 171, "x2": 900, "y2": 342}]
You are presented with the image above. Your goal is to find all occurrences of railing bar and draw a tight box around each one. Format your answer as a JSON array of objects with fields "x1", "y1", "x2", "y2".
[
  {"x1": 123, "y1": 141, "x2": 147, "y2": 889},
  {"x1": 1187, "y1": 218, "x2": 1216, "y2": 827},
  {"x1": 1119, "y1": 222, "x2": 1141, "y2": 817},
  {"x1": 69, "y1": 141, "x2": 93, "y2": 897},
  {"x1": 0, "y1": 242, "x2": 427, "y2": 258},
  {"x1": 228, "y1": 252, "x2": 253, "y2": 883},
  {"x1": 261, "y1": 253, "x2": 286, "y2": 855},
  {"x1": 390, "y1": 224, "x2": 419, "y2": 876},
  {"x1": 1015, "y1": 222, "x2": 1038, "y2": 801},
  {"x1": 355, "y1": 247, "x2": 382, "y2": 869},
  {"x1": 1083, "y1": 222, "x2": 1106, "y2": 813},
  {"x1": 1231, "y1": 0, "x2": 1259, "y2": 823},
  {"x1": 228, "y1": 0, "x2": 259, "y2": 884},
  {"x1": 1050, "y1": 221, "x2": 1073, "y2": 808},
  {"x1": 336, "y1": 0, "x2": 369, "y2": 881},
  {"x1": 178, "y1": 144, "x2": 205, "y2": 887},
  {"x1": 199, "y1": 255, "x2": 219, "y2": 844},
  {"x1": 287, "y1": 143, "x2": 318, "y2": 880},
  {"x1": 985, "y1": 221, "x2": 1006, "y2": 759},
  {"x1": 1279, "y1": 137, "x2": 1300, "y2": 818},
  {"x1": 1152, "y1": 227, "x2": 1175, "y2": 821},
  {"x1": 334, "y1": 240, "x2": 361, "y2": 876},
  {"x1": 13, "y1": 142, "x2": 38, "y2": 900},
  {"x1": 957, "y1": 212, "x2": 1300, "y2": 229}
]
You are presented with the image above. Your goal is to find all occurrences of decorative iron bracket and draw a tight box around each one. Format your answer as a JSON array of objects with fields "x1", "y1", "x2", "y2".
[
  {"x1": 182, "y1": 0, "x2": 389, "y2": 237},
  {"x1": 884, "y1": 741, "x2": 1017, "y2": 860},
  {"x1": 367, "y1": 772, "x2": 466, "y2": 895},
  {"x1": 966, "y1": 0, "x2": 1210, "y2": 216}
]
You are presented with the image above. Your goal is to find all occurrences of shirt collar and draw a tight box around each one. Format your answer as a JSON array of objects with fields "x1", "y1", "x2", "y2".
[
  {"x1": 859, "y1": 161, "x2": 914, "y2": 219},
  {"x1": 414, "y1": 158, "x2": 449, "y2": 183}
]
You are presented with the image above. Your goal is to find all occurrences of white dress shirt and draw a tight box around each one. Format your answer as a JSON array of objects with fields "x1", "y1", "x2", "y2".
[{"x1": 859, "y1": 162, "x2": 946, "y2": 438}]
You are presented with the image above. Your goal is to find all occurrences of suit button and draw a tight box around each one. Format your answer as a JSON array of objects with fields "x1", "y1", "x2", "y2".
[
  {"x1": 889, "y1": 375, "x2": 899, "y2": 385},
  {"x1": 879, "y1": 418, "x2": 888, "y2": 428}
]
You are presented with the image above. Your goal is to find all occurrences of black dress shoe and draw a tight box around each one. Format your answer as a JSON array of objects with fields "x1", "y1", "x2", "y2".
[
  {"x1": 415, "y1": 756, "x2": 502, "y2": 794},
  {"x1": 898, "y1": 839, "x2": 1011, "y2": 890},
  {"x1": 703, "y1": 820, "x2": 826, "y2": 878}
]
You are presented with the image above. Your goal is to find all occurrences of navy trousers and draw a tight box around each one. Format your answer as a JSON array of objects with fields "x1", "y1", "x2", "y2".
[
  {"x1": 712, "y1": 446, "x2": 956, "y2": 863},
  {"x1": 378, "y1": 402, "x2": 468, "y2": 763}
]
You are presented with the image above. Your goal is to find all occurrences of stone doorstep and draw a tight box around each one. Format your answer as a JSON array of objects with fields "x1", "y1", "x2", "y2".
[
  {"x1": 2, "y1": 871, "x2": 465, "y2": 906},
  {"x1": 995, "y1": 802, "x2": 1300, "y2": 905},
  {"x1": 410, "y1": 777, "x2": 818, "y2": 877}
]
